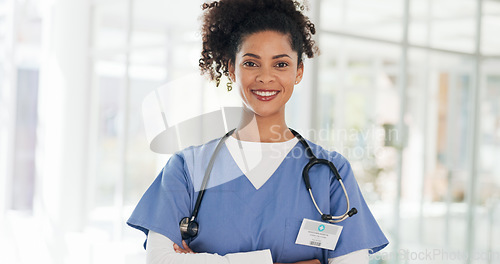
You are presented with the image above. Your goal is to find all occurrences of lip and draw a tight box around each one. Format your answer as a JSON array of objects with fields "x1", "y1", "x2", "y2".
[{"x1": 251, "y1": 89, "x2": 280, "y2": 101}]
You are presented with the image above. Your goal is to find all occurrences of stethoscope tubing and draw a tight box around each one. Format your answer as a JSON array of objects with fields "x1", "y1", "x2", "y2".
[
  {"x1": 183, "y1": 128, "x2": 356, "y2": 239},
  {"x1": 290, "y1": 128, "x2": 354, "y2": 223},
  {"x1": 191, "y1": 128, "x2": 236, "y2": 220}
]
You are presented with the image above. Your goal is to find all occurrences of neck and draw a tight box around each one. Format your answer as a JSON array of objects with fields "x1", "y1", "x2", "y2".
[{"x1": 234, "y1": 107, "x2": 295, "y2": 142}]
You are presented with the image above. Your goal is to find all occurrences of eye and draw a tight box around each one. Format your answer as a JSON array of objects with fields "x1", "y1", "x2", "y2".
[
  {"x1": 243, "y1": 61, "x2": 257, "y2": 67},
  {"x1": 276, "y1": 62, "x2": 289, "y2": 68}
]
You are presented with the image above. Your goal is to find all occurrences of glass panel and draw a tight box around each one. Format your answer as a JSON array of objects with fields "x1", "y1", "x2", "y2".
[
  {"x1": 402, "y1": 49, "x2": 476, "y2": 262},
  {"x1": 94, "y1": 65, "x2": 124, "y2": 207},
  {"x1": 317, "y1": 33, "x2": 489, "y2": 263},
  {"x1": 167, "y1": 39, "x2": 201, "y2": 77},
  {"x1": 320, "y1": 0, "x2": 404, "y2": 42},
  {"x1": 317, "y1": 35, "x2": 400, "y2": 259},
  {"x1": 122, "y1": 1, "x2": 204, "y2": 206},
  {"x1": 0, "y1": 55, "x2": 4, "y2": 103},
  {"x1": 93, "y1": 2, "x2": 128, "y2": 53},
  {"x1": 409, "y1": 0, "x2": 477, "y2": 54},
  {"x1": 129, "y1": 1, "x2": 202, "y2": 49},
  {"x1": 123, "y1": 77, "x2": 164, "y2": 206},
  {"x1": 475, "y1": 59, "x2": 500, "y2": 263},
  {"x1": 482, "y1": 0, "x2": 500, "y2": 56},
  {"x1": 129, "y1": 46, "x2": 168, "y2": 79},
  {"x1": 12, "y1": 68, "x2": 39, "y2": 210},
  {"x1": 89, "y1": 2, "x2": 207, "y2": 259},
  {"x1": 132, "y1": 0, "x2": 201, "y2": 31}
]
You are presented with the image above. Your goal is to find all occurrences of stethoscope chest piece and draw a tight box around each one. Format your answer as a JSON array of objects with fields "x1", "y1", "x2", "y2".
[{"x1": 180, "y1": 217, "x2": 199, "y2": 240}]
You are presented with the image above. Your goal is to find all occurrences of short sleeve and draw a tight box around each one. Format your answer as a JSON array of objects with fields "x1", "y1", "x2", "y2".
[
  {"x1": 127, "y1": 153, "x2": 194, "y2": 248},
  {"x1": 328, "y1": 155, "x2": 388, "y2": 258}
]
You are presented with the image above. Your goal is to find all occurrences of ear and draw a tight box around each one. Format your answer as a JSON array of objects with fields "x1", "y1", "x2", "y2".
[
  {"x1": 227, "y1": 60, "x2": 235, "y2": 82},
  {"x1": 295, "y1": 61, "x2": 304, "y2": 84}
]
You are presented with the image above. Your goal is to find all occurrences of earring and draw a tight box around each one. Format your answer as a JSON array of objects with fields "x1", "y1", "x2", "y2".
[
  {"x1": 226, "y1": 73, "x2": 234, "y2": 92},
  {"x1": 215, "y1": 76, "x2": 221, "y2": 87}
]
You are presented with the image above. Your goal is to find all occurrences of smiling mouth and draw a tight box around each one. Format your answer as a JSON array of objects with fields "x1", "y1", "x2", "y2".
[
  {"x1": 252, "y1": 90, "x2": 279, "y2": 96},
  {"x1": 251, "y1": 89, "x2": 280, "y2": 101}
]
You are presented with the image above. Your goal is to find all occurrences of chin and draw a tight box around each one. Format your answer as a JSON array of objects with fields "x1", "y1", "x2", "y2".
[
  {"x1": 252, "y1": 108, "x2": 283, "y2": 118},
  {"x1": 242, "y1": 101, "x2": 285, "y2": 118}
]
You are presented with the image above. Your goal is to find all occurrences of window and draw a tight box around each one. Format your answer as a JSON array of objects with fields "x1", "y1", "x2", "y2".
[{"x1": 1, "y1": 0, "x2": 499, "y2": 263}]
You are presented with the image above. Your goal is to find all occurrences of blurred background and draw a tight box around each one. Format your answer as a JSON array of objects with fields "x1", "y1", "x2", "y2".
[{"x1": 0, "y1": 0, "x2": 499, "y2": 263}]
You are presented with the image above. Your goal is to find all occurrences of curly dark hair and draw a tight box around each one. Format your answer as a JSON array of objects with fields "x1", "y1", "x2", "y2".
[{"x1": 199, "y1": 0, "x2": 319, "y2": 85}]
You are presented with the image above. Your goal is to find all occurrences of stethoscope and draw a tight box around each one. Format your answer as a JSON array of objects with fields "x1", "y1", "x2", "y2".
[{"x1": 179, "y1": 128, "x2": 357, "y2": 240}]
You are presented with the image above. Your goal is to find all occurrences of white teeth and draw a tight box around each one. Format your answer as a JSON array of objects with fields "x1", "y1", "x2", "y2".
[{"x1": 253, "y1": 90, "x2": 278, "y2": 96}]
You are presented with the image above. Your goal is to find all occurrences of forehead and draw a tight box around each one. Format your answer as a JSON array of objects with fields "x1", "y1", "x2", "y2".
[{"x1": 237, "y1": 31, "x2": 296, "y2": 57}]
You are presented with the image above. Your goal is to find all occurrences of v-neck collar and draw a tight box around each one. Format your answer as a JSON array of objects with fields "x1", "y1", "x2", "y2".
[{"x1": 221, "y1": 139, "x2": 300, "y2": 191}]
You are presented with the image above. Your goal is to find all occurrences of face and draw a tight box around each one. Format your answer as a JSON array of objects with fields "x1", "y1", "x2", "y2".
[{"x1": 228, "y1": 30, "x2": 304, "y2": 119}]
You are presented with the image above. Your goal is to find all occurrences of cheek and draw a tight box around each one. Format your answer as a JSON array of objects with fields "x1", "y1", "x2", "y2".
[
  {"x1": 235, "y1": 71, "x2": 254, "y2": 88},
  {"x1": 280, "y1": 72, "x2": 298, "y2": 86}
]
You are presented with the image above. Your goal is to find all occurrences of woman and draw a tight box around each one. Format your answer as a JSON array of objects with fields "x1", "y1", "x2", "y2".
[{"x1": 127, "y1": 0, "x2": 388, "y2": 263}]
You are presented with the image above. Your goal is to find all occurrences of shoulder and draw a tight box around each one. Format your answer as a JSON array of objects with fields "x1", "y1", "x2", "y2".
[
  {"x1": 177, "y1": 137, "x2": 221, "y2": 164},
  {"x1": 159, "y1": 138, "x2": 220, "y2": 178},
  {"x1": 166, "y1": 137, "x2": 226, "y2": 190}
]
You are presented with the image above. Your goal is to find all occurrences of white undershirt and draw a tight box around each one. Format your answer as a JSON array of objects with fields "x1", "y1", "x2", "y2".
[
  {"x1": 224, "y1": 135, "x2": 298, "y2": 189},
  {"x1": 146, "y1": 137, "x2": 369, "y2": 263}
]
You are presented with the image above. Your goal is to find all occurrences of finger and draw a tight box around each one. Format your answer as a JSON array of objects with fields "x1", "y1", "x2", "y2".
[
  {"x1": 173, "y1": 244, "x2": 189, "y2": 254},
  {"x1": 173, "y1": 243, "x2": 181, "y2": 253},
  {"x1": 181, "y1": 240, "x2": 191, "y2": 251},
  {"x1": 182, "y1": 240, "x2": 194, "y2": 253}
]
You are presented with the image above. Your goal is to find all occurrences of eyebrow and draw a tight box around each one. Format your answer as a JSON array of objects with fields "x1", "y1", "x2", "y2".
[{"x1": 242, "y1": 53, "x2": 292, "y2": 59}]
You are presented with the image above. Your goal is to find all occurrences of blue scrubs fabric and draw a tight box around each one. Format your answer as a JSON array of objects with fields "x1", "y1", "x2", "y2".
[{"x1": 127, "y1": 138, "x2": 388, "y2": 264}]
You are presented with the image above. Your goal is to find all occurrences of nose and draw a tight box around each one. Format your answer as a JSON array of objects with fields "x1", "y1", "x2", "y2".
[{"x1": 256, "y1": 66, "x2": 275, "y2": 84}]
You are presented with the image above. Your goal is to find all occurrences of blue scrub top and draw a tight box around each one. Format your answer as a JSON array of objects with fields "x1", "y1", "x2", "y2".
[{"x1": 127, "y1": 137, "x2": 388, "y2": 263}]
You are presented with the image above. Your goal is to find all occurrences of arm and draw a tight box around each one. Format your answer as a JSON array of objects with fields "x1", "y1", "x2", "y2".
[
  {"x1": 147, "y1": 230, "x2": 273, "y2": 264},
  {"x1": 149, "y1": 231, "x2": 321, "y2": 264},
  {"x1": 174, "y1": 238, "x2": 321, "y2": 264},
  {"x1": 274, "y1": 261, "x2": 320, "y2": 264},
  {"x1": 328, "y1": 249, "x2": 369, "y2": 264}
]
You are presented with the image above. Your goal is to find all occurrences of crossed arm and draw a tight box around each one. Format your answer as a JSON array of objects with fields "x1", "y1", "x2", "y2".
[
  {"x1": 147, "y1": 231, "x2": 368, "y2": 264},
  {"x1": 173, "y1": 240, "x2": 319, "y2": 264}
]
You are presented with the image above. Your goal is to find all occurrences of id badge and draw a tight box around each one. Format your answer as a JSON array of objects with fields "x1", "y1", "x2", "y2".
[{"x1": 295, "y1": 218, "x2": 343, "y2": 250}]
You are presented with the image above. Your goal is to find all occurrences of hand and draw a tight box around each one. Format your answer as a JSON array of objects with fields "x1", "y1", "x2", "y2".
[
  {"x1": 173, "y1": 240, "x2": 196, "y2": 254},
  {"x1": 295, "y1": 260, "x2": 321, "y2": 264},
  {"x1": 275, "y1": 259, "x2": 321, "y2": 264}
]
